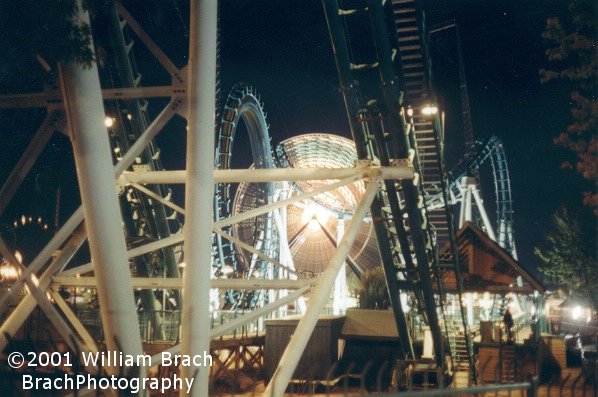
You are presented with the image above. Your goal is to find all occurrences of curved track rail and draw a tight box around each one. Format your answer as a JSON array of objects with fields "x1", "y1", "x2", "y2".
[
  {"x1": 447, "y1": 135, "x2": 515, "y2": 255},
  {"x1": 214, "y1": 83, "x2": 277, "y2": 308}
]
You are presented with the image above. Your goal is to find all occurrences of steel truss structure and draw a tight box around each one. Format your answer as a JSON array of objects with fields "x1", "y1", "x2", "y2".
[
  {"x1": 0, "y1": 0, "x2": 523, "y2": 395},
  {"x1": 0, "y1": 2, "x2": 416, "y2": 395}
]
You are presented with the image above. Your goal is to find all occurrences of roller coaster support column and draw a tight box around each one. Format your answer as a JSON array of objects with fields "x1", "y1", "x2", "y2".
[
  {"x1": 58, "y1": 0, "x2": 143, "y2": 378},
  {"x1": 180, "y1": 0, "x2": 217, "y2": 395},
  {"x1": 265, "y1": 177, "x2": 381, "y2": 397}
]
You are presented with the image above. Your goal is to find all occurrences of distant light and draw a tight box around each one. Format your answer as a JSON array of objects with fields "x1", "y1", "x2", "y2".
[
  {"x1": 572, "y1": 305, "x2": 582, "y2": 320},
  {"x1": 15, "y1": 251, "x2": 22, "y2": 264},
  {"x1": 406, "y1": 108, "x2": 414, "y2": 117},
  {"x1": 0, "y1": 261, "x2": 19, "y2": 282},
  {"x1": 127, "y1": 114, "x2": 133, "y2": 121},
  {"x1": 104, "y1": 117, "x2": 115, "y2": 128},
  {"x1": 21, "y1": 215, "x2": 26, "y2": 225},
  {"x1": 421, "y1": 104, "x2": 439, "y2": 116}
]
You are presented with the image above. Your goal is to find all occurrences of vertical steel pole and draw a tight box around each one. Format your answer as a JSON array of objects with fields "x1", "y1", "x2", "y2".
[
  {"x1": 265, "y1": 178, "x2": 381, "y2": 397},
  {"x1": 180, "y1": 0, "x2": 217, "y2": 395},
  {"x1": 58, "y1": 0, "x2": 143, "y2": 378},
  {"x1": 333, "y1": 217, "x2": 348, "y2": 315}
]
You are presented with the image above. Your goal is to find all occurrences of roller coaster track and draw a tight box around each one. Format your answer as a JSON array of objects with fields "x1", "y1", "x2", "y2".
[
  {"x1": 323, "y1": 0, "x2": 476, "y2": 379},
  {"x1": 99, "y1": 8, "x2": 182, "y2": 339},
  {"x1": 447, "y1": 135, "x2": 516, "y2": 255},
  {"x1": 214, "y1": 83, "x2": 277, "y2": 309}
]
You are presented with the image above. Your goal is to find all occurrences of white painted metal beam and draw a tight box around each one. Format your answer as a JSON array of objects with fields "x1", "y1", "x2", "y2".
[
  {"x1": 214, "y1": 174, "x2": 365, "y2": 230},
  {"x1": 215, "y1": 228, "x2": 301, "y2": 277},
  {"x1": 265, "y1": 177, "x2": 381, "y2": 396},
  {"x1": 180, "y1": 0, "x2": 217, "y2": 394},
  {"x1": 0, "y1": 86, "x2": 182, "y2": 108},
  {"x1": 114, "y1": 2, "x2": 182, "y2": 79},
  {"x1": 50, "y1": 276, "x2": 311, "y2": 290},
  {"x1": 119, "y1": 164, "x2": 413, "y2": 185},
  {"x1": 0, "y1": 224, "x2": 87, "y2": 351},
  {"x1": 58, "y1": 1, "x2": 142, "y2": 377}
]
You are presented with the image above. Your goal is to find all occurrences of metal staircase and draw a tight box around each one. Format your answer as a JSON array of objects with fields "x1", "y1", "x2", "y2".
[
  {"x1": 392, "y1": 0, "x2": 451, "y2": 247},
  {"x1": 448, "y1": 331, "x2": 470, "y2": 369},
  {"x1": 500, "y1": 343, "x2": 517, "y2": 383}
]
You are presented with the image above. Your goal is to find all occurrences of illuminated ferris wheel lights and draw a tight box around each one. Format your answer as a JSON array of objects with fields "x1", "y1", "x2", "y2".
[{"x1": 301, "y1": 203, "x2": 330, "y2": 231}]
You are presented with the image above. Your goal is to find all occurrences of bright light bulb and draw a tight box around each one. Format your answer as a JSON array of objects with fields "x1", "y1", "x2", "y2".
[
  {"x1": 421, "y1": 105, "x2": 439, "y2": 116},
  {"x1": 301, "y1": 203, "x2": 329, "y2": 231},
  {"x1": 0, "y1": 263, "x2": 19, "y2": 281},
  {"x1": 104, "y1": 117, "x2": 115, "y2": 128},
  {"x1": 572, "y1": 305, "x2": 582, "y2": 320}
]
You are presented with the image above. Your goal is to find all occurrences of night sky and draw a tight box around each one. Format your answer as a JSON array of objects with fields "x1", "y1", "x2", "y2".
[
  {"x1": 0, "y1": 1, "x2": 591, "y2": 274},
  {"x1": 214, "y1": 0, "x2": 591, "y2": 272}
]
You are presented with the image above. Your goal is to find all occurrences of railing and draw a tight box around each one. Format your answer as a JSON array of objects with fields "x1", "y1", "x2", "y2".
[{"x1": 73, "y1": 307, "x2": 303, "y2": 343}]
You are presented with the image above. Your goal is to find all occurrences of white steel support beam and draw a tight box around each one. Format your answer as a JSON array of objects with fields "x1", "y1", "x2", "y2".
[
  {"x1": 209, "y1": 285, "x2": 309, "y2": 339},
  {"x1": 0, "y1": 86, "x2": 181, "y2": 108},
  {"x1": 50, "y1": 276, "x2": 311, "y2": 290},
  {"x1": 0, "y1": 99, "x2": 177, "y2": 312},
  {"x1": 114, "y1": 2, "x2": 181, "y2": 78},
  {"x1": 471, "y1": 186, "x2": 496, "y2": 241},
  {"x1": 0, "y1": 237, "x2": 86, "y2": 356},
  {"x1": 0, "y1": 207, "x2": 83, "y2": 311},
  {"x1": 464, "y1": 186, "x2": 472, "y2": 224},
  {"x1": 50, "y1": 289, "x2": 100, "y2": 354},
  {"x1": 180, "y1": 0, "x2": 217, "y2": 394},
  {"x1": 265, "y1": 177, "x2": 381, "y2": 396},
  {"x1": 332, "y1": 217, "x2": 348, "y2": 315},
  {"x1": 215, "y1": 229, "x2": 301, "y2": 277},
  {"x1": 58, "y1": 0, "x2": 142, "y2": 378},
  {"x1": 130, "y1": 182, "x2": 186, "y2": 215},
  {"x1": 0, "y1": 224, "x2": 87, "y2": 351},
  {"x1": 59, "y1": 233, "x2": 184, "y2": 277},
  {"x1": 120, "y1": 165, "x2": 413, "y2": 185},
  {"x1": 215, "y1": 174, "x2": 364, "y2": 230}
]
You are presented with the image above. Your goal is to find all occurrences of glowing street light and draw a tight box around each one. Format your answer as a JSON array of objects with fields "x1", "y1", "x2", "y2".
[{"x1": 104, "y1": 116, "x2": 115, "y2": 128}]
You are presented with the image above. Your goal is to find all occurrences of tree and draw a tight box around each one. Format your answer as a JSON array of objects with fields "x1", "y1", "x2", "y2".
[
  {"x1": 0, "y1": 0, "x2": 100, "y2": 87},
  {"x1": 540, "y1": 0, "x2": 598, "y2": 214},
  {"x1": 357, "y1": 267, "x2": 390, "y2": 309},
  {"x1": 535, "y1": 206, "x2": 597, "y2": 310}
]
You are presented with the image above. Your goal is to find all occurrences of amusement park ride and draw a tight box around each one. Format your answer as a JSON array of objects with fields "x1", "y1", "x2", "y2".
[{"x1": 0, "y1": 0, "x2": 544, "y2": 395}]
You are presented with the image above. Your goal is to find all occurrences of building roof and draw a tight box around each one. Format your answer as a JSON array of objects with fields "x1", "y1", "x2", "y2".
[{"x1": 437, "y1": 222, "x2": 545, "y2": 293}]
